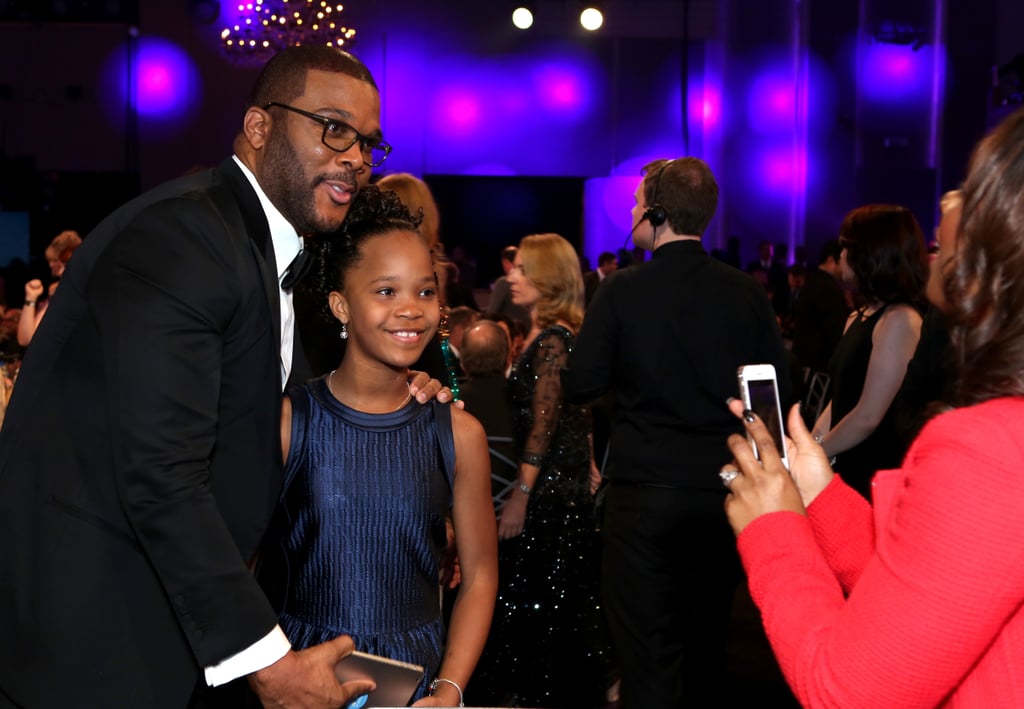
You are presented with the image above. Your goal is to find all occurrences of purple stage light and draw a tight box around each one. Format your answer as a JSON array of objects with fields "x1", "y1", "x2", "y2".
[
  {"x1": 102, "y1": 36, "x2": 201, "y2": 130},
  {"x1": 747, "y1": 64, "x2": 796, "y2": 135},
  {"x1": 859, "y1": 42, "x2": 940, "y2": 102},
  {"x1": 533, "y1": 62, "x2": 590, "y2": 117},
  {"x1": 434, "y1": 85, "x2": 484, "y2": 136}
]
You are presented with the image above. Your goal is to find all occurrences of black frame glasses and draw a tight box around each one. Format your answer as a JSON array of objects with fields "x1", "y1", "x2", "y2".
[{"x1": 263, "y1": 102, "x2": 392, "y2": 167}]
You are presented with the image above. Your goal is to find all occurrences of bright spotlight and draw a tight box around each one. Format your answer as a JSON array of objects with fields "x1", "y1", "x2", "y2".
[
  {"x1": 580, "y1": 6, "x2": 603, "y2": 31},
  {"x1": 512, "y1": 6, "x2": 534, "y2": 30}
]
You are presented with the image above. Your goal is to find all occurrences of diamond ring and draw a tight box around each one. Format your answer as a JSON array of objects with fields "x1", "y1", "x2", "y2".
[{"x1": 719, "y1": 468, "x2": 741, "y2": 487}]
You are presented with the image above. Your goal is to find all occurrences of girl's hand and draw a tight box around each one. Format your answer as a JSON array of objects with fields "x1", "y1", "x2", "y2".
[
  {"x1": 411, "y1": 685, "x2": 461, "y2": 707},
  {"x1": 439, "y1": 517, "x2": 461, "y2": 589}
]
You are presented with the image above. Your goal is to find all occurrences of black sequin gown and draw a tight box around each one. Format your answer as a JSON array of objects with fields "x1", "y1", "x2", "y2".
[{"x1": 469, "y1": 325, "x2": 612, "y2": 708}]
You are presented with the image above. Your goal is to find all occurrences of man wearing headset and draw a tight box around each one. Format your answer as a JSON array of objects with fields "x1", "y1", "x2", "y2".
[{"x1": 562, "y1": 157, "x2": 792, "y2": 707}]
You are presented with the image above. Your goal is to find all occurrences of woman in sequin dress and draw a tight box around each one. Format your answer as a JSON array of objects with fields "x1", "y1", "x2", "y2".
[
  {"x1": 257, "y1": 187, "x2": 498, "y2": 707},
  {"x1": 469, "y1": 233, "x2": 612, "y2": 708}
]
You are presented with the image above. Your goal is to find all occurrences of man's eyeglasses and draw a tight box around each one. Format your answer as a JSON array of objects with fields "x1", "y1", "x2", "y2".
[{"x1": 263, "y1": 102, "x2": 392, "y2": 167}]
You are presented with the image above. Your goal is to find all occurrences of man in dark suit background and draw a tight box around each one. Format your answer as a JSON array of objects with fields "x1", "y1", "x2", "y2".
[
  {"x1": 485, "y1": 245, "x2": 530, "y2": 329},
  {"x1": 564, "y1": 157, "x2": 792, "y2": 708},
  {"x1": 583, "y1": 251, "x2": 618, "y2": 308},
  {"x1": 748, "y1": 239, "x2": 790, "y2": 317},
  {"x1": 789, "y1": 239, "x2": 849, "y2": 377},
  {"x1": 459, "y1": 319, "x2": 516, "y2": 495},
  {"x1": 0, "y1": 46, "x2": 450, "y2": 709}
]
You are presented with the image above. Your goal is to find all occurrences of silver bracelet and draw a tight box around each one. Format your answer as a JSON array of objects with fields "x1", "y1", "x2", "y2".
[{"x1": 429, "y1": 677, "x2": 464, "y2": 707}]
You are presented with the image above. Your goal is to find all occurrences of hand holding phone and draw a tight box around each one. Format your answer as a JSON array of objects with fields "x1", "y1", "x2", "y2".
[{"x1": 737, "y1": 363, "x2": 790, "y2": 469}]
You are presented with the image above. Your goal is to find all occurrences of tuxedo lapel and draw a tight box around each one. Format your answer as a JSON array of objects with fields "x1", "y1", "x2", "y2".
[{"x1": 211, "y1": 158, "x2": 282, "y2": 345}]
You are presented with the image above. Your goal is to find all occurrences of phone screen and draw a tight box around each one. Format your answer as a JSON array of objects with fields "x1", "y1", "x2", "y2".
[{"x1": 746, "y1": 377, "x2": 785, "y2": 457}]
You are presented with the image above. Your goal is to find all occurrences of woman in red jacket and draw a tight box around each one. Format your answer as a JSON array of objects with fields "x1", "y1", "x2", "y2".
[{"x1": 721, "y1": 106, "x2": 1024, "y2": 707}]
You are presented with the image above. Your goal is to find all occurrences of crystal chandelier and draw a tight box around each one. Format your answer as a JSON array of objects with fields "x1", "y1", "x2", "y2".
[{"x1": 221, "y1": 0, "x2": 356, "y2": 66}]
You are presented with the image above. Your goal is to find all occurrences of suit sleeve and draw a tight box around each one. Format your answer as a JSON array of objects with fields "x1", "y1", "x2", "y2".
[
  {"x1": 92, "y1": 197, "x2": 280, "y2": 666},
  {"x1": 486, "y1": 278, "x2": 511, "y2": 317},
  {"x1": 756, "y1": 291, "x2": 796, "y2": 408}
]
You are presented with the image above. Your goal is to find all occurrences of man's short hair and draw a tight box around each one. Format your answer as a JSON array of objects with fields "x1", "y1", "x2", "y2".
[
  {"x1": 641, "y1": 157, "x2": 719, "y2": 237},
  {"x1": 249, "y1": 46, "x2": 377, "y2": 109},
  {"x1": 818, "y1": 239, "x2": 842, "y2": 264},
  {"x1": 447, "y1": 305, "x2": 479, "y2": 331},
  {"x1": 597, "y1": 252, "x2": 616, "y2": 267},
  {"x1": 460, "y1": 320, "x2": 510, "y2": 377}
]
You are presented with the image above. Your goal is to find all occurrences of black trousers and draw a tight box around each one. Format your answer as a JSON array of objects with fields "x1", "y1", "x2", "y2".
[{"x1": 602, "y1": 484, "x2": 742, "y2": 708}]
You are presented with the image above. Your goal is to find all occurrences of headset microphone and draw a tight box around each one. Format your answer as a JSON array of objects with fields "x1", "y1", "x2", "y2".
[
  {"x1": 623, "y1": 158, "x2": 676, "y2": 250},
  {"x1": 622, "y1": 213, "x2": 649, "y2": 250}
]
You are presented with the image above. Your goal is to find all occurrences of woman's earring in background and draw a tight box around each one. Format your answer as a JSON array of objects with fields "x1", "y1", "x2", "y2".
[{"x1": 339, "y1": 322, "x2": 348, "y2": 340}]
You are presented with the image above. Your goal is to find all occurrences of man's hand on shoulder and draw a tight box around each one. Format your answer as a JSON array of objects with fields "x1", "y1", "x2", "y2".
[
  {"x1": 407, "y1": 369, "x2": 465, "y2": 409},
  {"x1": 248, "y1": 635, "x2": 375, "y2": 709}
]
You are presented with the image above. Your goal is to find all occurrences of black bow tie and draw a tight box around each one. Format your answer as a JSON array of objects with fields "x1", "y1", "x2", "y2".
[{"x1": 281, "y1": 248, "x2": 313, "y2": 291}]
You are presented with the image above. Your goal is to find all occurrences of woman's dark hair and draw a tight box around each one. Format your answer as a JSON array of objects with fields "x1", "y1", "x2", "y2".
[
  {"x1": 310, "y1": 185, "x2": 423, "y2": 323},
  {"x1": 944, "y1": 107, "x2": 1024, "y2": 407},
  {"x1": 838, "y1": 204, "x2": 927, "y2": 307}
]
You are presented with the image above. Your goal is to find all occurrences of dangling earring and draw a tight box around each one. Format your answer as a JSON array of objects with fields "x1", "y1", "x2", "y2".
[{"x1": 339, "y1": 322, "x2": 348, "y2": 340}]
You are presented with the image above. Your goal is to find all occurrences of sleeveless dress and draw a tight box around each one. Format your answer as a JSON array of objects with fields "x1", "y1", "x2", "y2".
[
  {"x1": 257, "y1": 376, "x2": 456, "y2": 701},
  {"x1": 469, "y1": 325, "x2": 612, "y2": 708},
  {"x1": 827, "y1": 305, "x2": 908, "y2": 500}
]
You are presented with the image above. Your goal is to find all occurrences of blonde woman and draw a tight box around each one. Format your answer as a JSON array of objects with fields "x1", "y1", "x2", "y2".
[
  {"x1": 375, "y1": 173, "x2": 448, "y2": 302},
  {"x1": 470, "y1": 232, "x2": 612, "y2": 708}
]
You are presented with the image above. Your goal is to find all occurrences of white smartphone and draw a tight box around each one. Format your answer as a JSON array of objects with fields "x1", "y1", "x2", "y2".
[{"x1": 737, "y1": 363, "x2": 789, "y2": 469}]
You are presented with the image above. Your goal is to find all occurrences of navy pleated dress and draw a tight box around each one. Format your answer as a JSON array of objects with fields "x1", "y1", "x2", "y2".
[{"x1": 257, "y1": 376, "x2": 456, "y2": 702}]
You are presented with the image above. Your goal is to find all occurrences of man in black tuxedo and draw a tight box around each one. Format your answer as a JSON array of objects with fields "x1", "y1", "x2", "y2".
[
  {"x1": 0, "y1": 46, "x2": 449, "y2": 709},
  {"x1": 583, "y1": 251, "x2": 618, "y2": 308}
]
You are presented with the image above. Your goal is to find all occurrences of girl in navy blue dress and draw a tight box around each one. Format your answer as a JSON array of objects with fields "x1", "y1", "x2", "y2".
[{"x1": 258, "y1": 186, "x2": 498, "y2": 707}]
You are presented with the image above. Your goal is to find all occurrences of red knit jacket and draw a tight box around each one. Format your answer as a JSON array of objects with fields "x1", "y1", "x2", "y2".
[{"x1": 738, "y1": 397, "x2": 1024, "y2": 707}]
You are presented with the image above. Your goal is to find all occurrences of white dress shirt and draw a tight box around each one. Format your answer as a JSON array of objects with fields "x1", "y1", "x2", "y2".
[
  {"x1": 232, "y1": 155, "x2": 302, "y2": 390},
  {"x1": 203, "y1": 157, "x2": 299, "y2": 686}
]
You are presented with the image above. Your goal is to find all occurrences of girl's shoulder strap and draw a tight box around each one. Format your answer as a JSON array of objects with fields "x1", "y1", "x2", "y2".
[
  {"x1": 282, "y1": 381, "x2": 317, "y2": 495},
  {"x1": 431, "y1": 400, "x2": 457, "y2": 501}
]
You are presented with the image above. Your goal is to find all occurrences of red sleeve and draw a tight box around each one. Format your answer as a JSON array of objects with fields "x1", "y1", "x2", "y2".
[
  {"x1": 737, "y1": 399, "x2": 1024, "y2": 708},
  {"x1": 805, "y1": 475, "x2": 875, "y2": 593}
]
